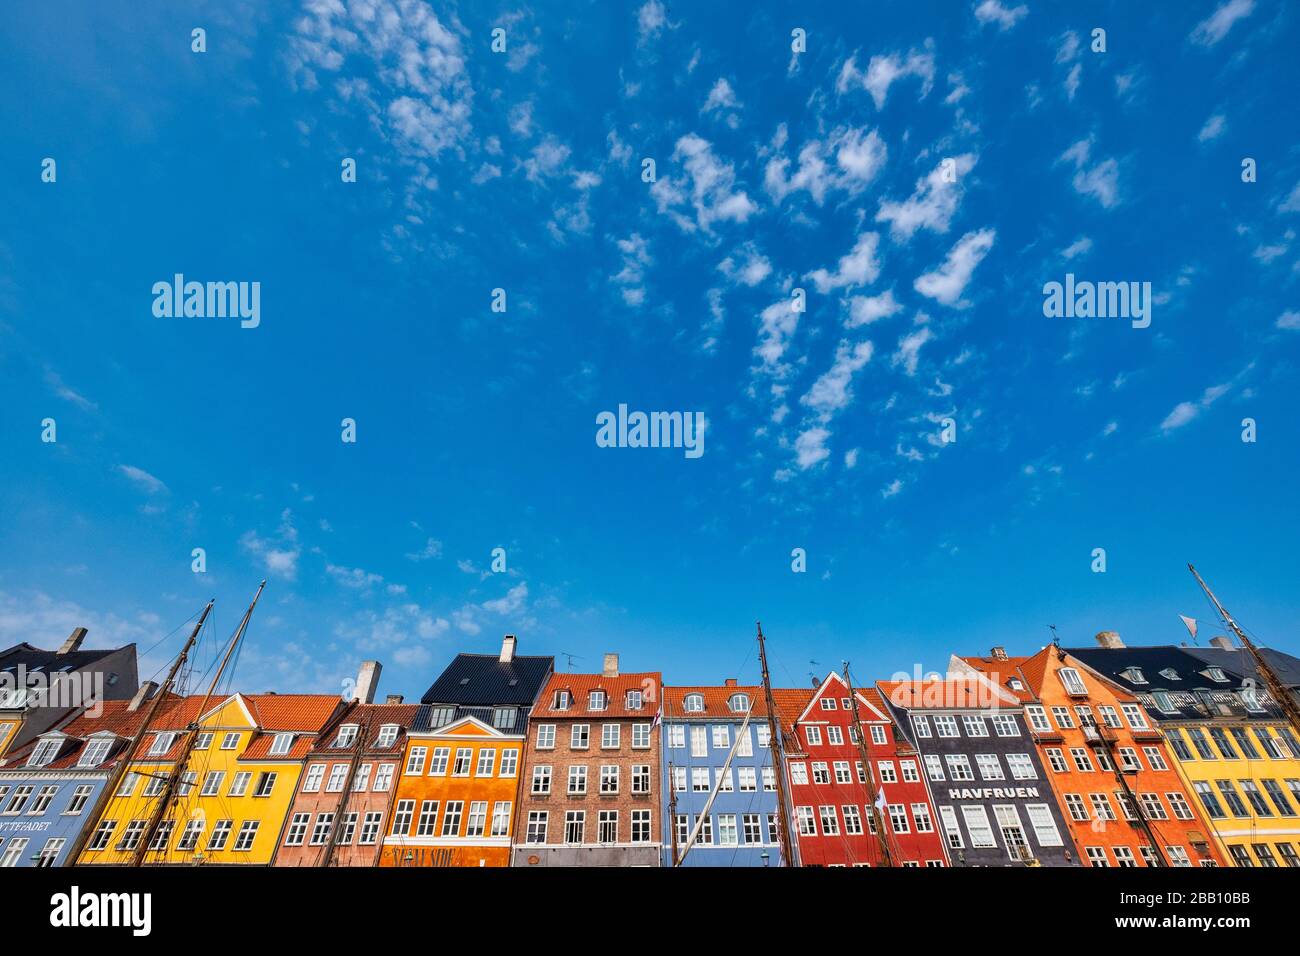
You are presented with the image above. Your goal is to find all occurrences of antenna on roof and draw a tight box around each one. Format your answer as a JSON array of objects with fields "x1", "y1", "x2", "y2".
[{"x1": 560, "y1": 652, "x2": 583, "y2": 672}]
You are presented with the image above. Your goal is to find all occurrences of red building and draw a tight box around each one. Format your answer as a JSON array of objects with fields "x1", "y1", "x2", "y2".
[{"x1": 775, "y1": 673, "x2": 948, "y2": 867}]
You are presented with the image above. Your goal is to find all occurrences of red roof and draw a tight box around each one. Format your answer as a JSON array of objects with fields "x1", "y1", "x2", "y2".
[
  {"x1": 876, "y1": 677, "x2": 1021, "y2": 710},
  {"x1": 770, "y1": 687, "x2": 815, "y2": 735},
  {"x1": 953, "y1": 653, "x2": 1039, "y2": 702},
  {"x1": 531, "y1": 672, "x2": 662, "y2": 719},
  {"x1": 307, "y1": 702, "x2": 420, "y2": 756},
  {"x1": 662, "y1": 685, "x2": 769, "y2": 719}
]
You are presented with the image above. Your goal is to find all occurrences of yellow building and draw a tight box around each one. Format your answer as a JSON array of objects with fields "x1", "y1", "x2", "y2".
[
  {"x1": 1070, "y1": 641, "x2": 1300, "y2": 867},
  {"x1": 78, "y1": 692, "x2": 344, "y2": 866}
]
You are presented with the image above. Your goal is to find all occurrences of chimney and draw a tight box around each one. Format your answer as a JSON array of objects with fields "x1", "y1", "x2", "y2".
[
  {"x1": 385, "y1": 694, "x2": 405, "y2": 705},
  {"x1": 603, "y1": 653, "x2": 619, "y2": 677},
  {"x1": 499, "y1": 634, "x2": 517, "y2": 664},
  {"x1": 724, "y1": 678, "x2": 737, "y2": 687},
  {"x1": 1095, "y1": 630, "x2": 1125, "y2": 649},
  {"x1": 1209, "y1": 636, "x2": 1234, "y2": 651},
  {"x1": 353, "y1": 661, "x2": 382, "y2": 704},
  {"x1": 57, "y1": 627, "x2": 88, "y2": 656},
  {"x1": 127, "y1": 681, "x2": 158, "y2": 712},
  {"x1": 991, "y1": 646, "x2": 1008, "y2": 661}
]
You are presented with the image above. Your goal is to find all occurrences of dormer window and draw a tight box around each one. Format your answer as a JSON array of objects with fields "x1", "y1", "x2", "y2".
[
  {"x1": 1203, "y1": 667, "x2": 1229, "y2": 683},
  {"x1": 27, "y1": 737, "x2": 62, "y2": 767},
  {"x1": 78, "y1": 738, "x2": 113, "y2": 767},
  {"x1": 1058, "y1": 667, "x2": 1088, "y2": 697},
  {"x1": 269, "y1": 732, "x2": 294, "y2": 756},
  {"x1": 588, "y1": 690, "x2": 607, "y2": 712},
  {"x1": 626, "y1": 690, "x2": 643, "y2": 710},
  {"x1": 334, "y1": 724, "x2": 359, "y2": 748},
  {"x1": 376, "y1": 724, "x2": 399, "y2": 748},
  {"x1": 492, "y1": 706, "x2": 517, "y2": 729},
  {"x1": 428, "y1": 706, "x2": 455, "y2": 728},
  {"x1": 728, "y1": 694, "x2": 751, "y2": 714},
  {"x1": 1122, "y1": 667, "x2": 1147, "y2": 685},
  {"x1": 149, "y1": 732, "x2": 176, "y2": 756},
  {"x1": 554, "y1": 690, "x2": 572, "y2": 710},
  {"x1": 0, "y1": 688, "x2": 30, "y2": 709},
  {"x1": 1151, "y1": 691, "x2": 1177, "y2": 714},
  {"x1": 1241, "y1": 688, "x2": 1265, "y2": 713},
  {"x1": 683, "y1": 694, "x2": 704, "y2": 713},
  {"x1": 1159, "y1": 668, "x2": 1181, "y2": 681},
  {"x1": 1008, "y1": 678, "x2": 1024, "y2": 691}
]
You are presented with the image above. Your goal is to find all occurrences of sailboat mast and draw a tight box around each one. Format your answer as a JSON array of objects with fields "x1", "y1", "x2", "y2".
[
  {"x1": 757, "y1": 622, "x2": 795, "y2": 868},
  {"x1": 68, "y1": 600, "x2": 214, "y2": 863},
  {"x1": 843, "y1": 662, "x2": 894, "y2": 867},
  {"x1": 131, "y1": 581, "x2": 266, "y2": 867},
  {"x1": 1188, "y1": 564, "x2": 1300, "y2": 741}
]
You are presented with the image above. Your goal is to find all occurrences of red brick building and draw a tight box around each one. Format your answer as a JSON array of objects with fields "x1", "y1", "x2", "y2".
[
  {"x1": 272, "y1": 690, "x2": 417, "y2": 867},
  {"x1": 775, "y1": 673, "x2": 948, "y2": 867},
  {"x1": 512, "y1": 654, "x2": 662, "y2": 867}
]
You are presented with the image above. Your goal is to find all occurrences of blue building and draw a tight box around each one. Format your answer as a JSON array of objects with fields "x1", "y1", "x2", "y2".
[
  {"x1": 660, "y1": 683, "x2": 787, "y2": 867},
  {"x1": 0, "y1": 681, "x2": 158, "y2": 867}
]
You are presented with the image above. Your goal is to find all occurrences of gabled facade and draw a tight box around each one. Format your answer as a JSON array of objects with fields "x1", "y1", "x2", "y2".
[
  {"x1": 660, "y1": 682, "x2": 785, "y2": 867},
  {"x1": 0, "y1": 683, "x2": 168, "y2": 867},
  {"x1": 77, "y1": 691, "x2": 344, "y2": 866},
  {"x1": 273, "y1": 696, "x2": 418, "y2": 867},
  {"x1": 0, "y1": 630, "x2": 138, "y2": 760},
  {"x1": 512, "y1": 655, "x2": 662, "y2": 867},
  {"x1": 382, "y1": 636, "x2": 553, "y2": 867},
  {"x1": 1066, "y1": 640, "x2": 1300, "y2": 868},
  {"x1": 778, "y1": 675, "x2": 948, "y2": 867},
  {"x1": 878, "y1": 676, "x2": 1077, "y2": 867},
  {"x1": 953, "y1": 640, "x2": 1222, "y2": 867}
]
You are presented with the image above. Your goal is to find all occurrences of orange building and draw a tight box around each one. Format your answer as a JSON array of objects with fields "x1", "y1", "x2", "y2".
[
  {"x1": 381, "y1": 636, "x2": 553, "y2": 867},
  {"x1": 952, "y1": 640, "x2": 1224, "y2": 867}
]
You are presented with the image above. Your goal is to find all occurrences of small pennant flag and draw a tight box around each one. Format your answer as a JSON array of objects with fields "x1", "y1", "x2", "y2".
[
  {"x1": 875, "y1": 788, "x2": 888, "y2": 810},
  {"x1": 1179, "y1": 615, "x2": 1198, "y2": 643}
]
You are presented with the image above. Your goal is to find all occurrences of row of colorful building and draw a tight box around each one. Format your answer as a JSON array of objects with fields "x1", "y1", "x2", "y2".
[{"x1": 2, "y1": 628, "x2": 1299, "y2": 868}]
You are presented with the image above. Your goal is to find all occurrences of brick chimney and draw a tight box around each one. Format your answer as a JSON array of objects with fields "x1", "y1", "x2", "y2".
[
  {"x1": 57, "y1": 627, "x2": 88, "y2": 656},
  {"x1": 385, "y1": 694, "x2": 405, "y2": 705},
  {"x1": 991, "y1": 646, "x2": 1008, "y2": 661},
  {"x1": 724, "y1": 678, "x2": 738, "y2": 687},
  {"x1": 499, "y1": 634, "x2": 517, "y2": 663},
  {"x1": 1209, "y1": 636, "x2": 1234, "y2": 651},
  {"x1": 603, "y1": 653, "x2": 619, "y2": 677},
  {"x1": 1095, "y1": 630, "x2": 1125, "y2": 649},
  {"x1": 127, "y1": 681, "x2": 158, "y2": 712},
  {"x1": 353, "y1": 661, "x2": 382, "y2": 704}
]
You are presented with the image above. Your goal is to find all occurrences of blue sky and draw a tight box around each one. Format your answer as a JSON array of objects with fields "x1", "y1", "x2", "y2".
[{"x1": 2, "y1": 0, "x2": 1298, "y2": 701}]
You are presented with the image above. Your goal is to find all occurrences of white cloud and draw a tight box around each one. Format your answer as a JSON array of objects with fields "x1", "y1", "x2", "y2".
[
  {"x1": 806, "y1": 232, "x2": 882, "y2": 293},
  {"x1": 801, "y1": 340, "x2": 874, "y2": 420},
  {"x1": 794, "y1": 427, "x2": 831, "y2": 469},
  {"x1": 117, "y1": 465, "x2": 167, "y2": 495},
  {"x1": 613, "y1": 233, "x2": 653, "y2": 306},
  {"x1": 523, "y1": 136, "x2": 572, "y2": 183},
  {"x1": 846, "y1": 289, "x2": 903, "y2": 327},
  {"x1": 892, "y1": 326, "x2": 934, "y2": 377},
  {"x1": 718, "y1": 242, "x2": 771, "y2": 287},
  {"x1": 881, "y1": 478, "x2": 904, "y2": 498},
  {"x1": 1061, "y1": 236, "x2": 1093, "y2": 259},
  {"x1": 754, "y1": 299, "x2": 801, "y2": 375},
  {"x1": 508, "y1": 101, "x2": 534, "y2": 138},
  {"x1": 326, "y1": 563, "x2": 385, "y2": 589},
  {"x1": 1160, "y1": 381, "x2": 1232, "y2": 432},
  {"x1": 839, "y1": 46, "x2": 936, "y2": 109},
  {"x1": 1055, "y1": 31, "x2": 1080, "y2": 63},
  {"x1": 240, "y1": 509, "x2": 301, "y2": 581},
  {"x1": 404, "y1": 537, "x2": 443, "y2": 561},
  {"x1": 973, "y1": 0, "x2": 1027, "y2": 30},
  {"x1": 876, "y1": 154, "x2": 977, "y2": 241},
  {"x1": 1190, "y1": 0, "x2": 1255, "y2": 46},
  {"x1": 652, "y1": 133, "x2": 757, "y2": 231},
  {"x1": 1276, "y1": 309, "x2": 1300, "y2": 330},
  {"x1": 702, "y1": 78, "x2": 739, "y2": 112},
  {"x1": 1198, "y1": 113, "x2": 1227, "y2": 142},
  {"x1": 765, "y1": 126, "x2": 888, "y2": 205},
  {"x1": 1064, "y1": 63, "x2": 1081, "y2": 101},
  {"x1": 844, "y1": 448, "x2": 860, "y2": 469},
  {"x1": 45, "y1": 370, "x2": 96, "y2": 411},
  {"x1": 913, "y1": 229, "x2": 996, "y2": 307},
  {"x1": 637, "y1": 0, "x2": 667, "y2": 42},
  {"x1": 1278, "y1": 182, "x2": 1300, "y2": 214},
  {"x1": 483, "y1": 581, "x2": 528, "y2": 615},
  {"x1": 1102, "y1": 421, "x2": 1119, "y2": 437},
  {"x1": 1060, "y1": 139, "x2": 1119, "y2": 209}
]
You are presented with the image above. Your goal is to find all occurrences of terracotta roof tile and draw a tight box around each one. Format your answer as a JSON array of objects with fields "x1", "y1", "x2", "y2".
[
  {"x1": 531, "y1": 672, "x2": 662, "y2": 719},
  {"x1": 875, "y1": 678, "x2": 1020, "y2": 710},
  {"x1": 308, "y1": 702, "x2": 419, "y2": 756},
  {"x1": 662, "y1": 685, "x2": 768, "y2": 719},
  {"x1": 770, "y1": 688, "x2": 814, "y2": 734}
]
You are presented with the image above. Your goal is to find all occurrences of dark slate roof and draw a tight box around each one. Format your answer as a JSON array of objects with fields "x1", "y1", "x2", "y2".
[
  {"x1": 1184, "y1": 646, "x2": 1300, "y2": 688},
  {"x1": 420, "y1": 653, "x2": 554, "y2": 707},
  {"x1": 0, "y1": 642, "x2": 124, "y2": 678}
]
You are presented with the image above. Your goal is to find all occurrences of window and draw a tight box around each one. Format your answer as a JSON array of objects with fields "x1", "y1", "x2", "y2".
[
  {"x1": 326, "y1": 764, "x2": 348, "y2": 792},
  {"x1": 632, "y1": 723, "x2": 651, "y2": 749},
  {"x1": 626, "y1": 690, "x2": 643, "y2": 710},
  {"x1": 1113, "y1": 846, "x2": 1136, "y2": 867},
  {"x1": 1058, "y1": 667, "x2": 1088, "y2": 696},
  {"x1": 683, "y1": 694, "x2": 704, "y2": 713},
  {"x1": 427, "y1": 706, "x2": 455, "y2": 728},
  {"x1": 689, "y1": 726, "x2": 708, "y2": 757},
  {"x1": 63, "y1": 785, "x2": 93, "y2": 816},
  {"x1": 1070, "y1": 748, "x2": 1095, "y2": 772},
  {"x1": 1210, "y1": 728, "x2": 1240, "y2": 759},
  {"x1": 206, "y1": 820, "x2": 233, "y2": 852},
  {"x1": 441, "y1": 801, "x2": 464, "y2": 836},
  {"x1": 727, "y1": 693, "x2": 750, "y2": 713},
  {"x1": 632, "y1": 764, "x2": 650, "y2": 794},
  {"x1": 1166, "y1": 791, "x2": 1195, "y2": 820},
  {"x1": 667, "y1": 725, "x2": 685, "y2": 749},
  {"x1": 1139, "y1": 793, "x2": 1168, "y2": 820},
  {"x1": 1262, "y1": 779, "x2": 1296, "y2": 817},
  {"x1": 1166, "y1": 846, "x2": 1192, "y2": 868},
  {"x1": 568, "y1": 765, "x2": 588, "y2": 794},
  {"x1": 0, "y1": 838, "x2": 29, "y2": 867},
  {"x1": 491, "y1": 801, "x2": 512, "y2": 837},
  {"x1": 878, "y1": 760, "x2": 897, "y2": 783},
  {"x1": 1025, "y1": 804, "x2": 1064, "y2": 846},
  {"x1": 993, "y1": 805, "x2": 1028, "y2": 860},
  {"x1": 595, "y1": 810, "x2": 618, "y2": 843},
  {"x1": 1064, "y1": 794, "x2": 1089, "y2": 821},
  {"x1": 309, "y1": 813, "x2": 334, "y2": 846},
  {"x1": 452, "y1": 747, "x2": 473, "y2": 776},
  {"x1": 1240, "y1": 688, "x2": 1265, "y2": 713},
  {"x1": 1120, "y1": 704, "x2": 1148, "y2": 730},
  {"x1": 1090, "y1": 793, "x2": 1116, "y2": 821},
  {"x1": 5, "y1": 786, "x2": 35, "y2": 815},
  {"x1": 742, "y1": 813, "x2": 764, "y2": 844},
  {"x1": 1278, "y1": 843, "x2": 1300, "y2": 867},
  {"x1": 1049, "y1": 707, "x2": 1074, "y2": 730},
  {"x1": 1046, "y1": 748, "x2": 1068, "y2": 773},
  {"x1": 923, "y1": 755, "x2": 945, "y2": 781},
  {"x1": 87, "y1": 820, "x2": 116, "y2": 852},
  {"x1": 1007, "y1": 753, "x2": 1037, "y2": 780},
  {"x1": 796, "y1": 806, "x2": 816, "y2": 836},
  {"x1": 116, "y1": 772, "x2": 139, "y2": 797},
  {"x1": 426, "y1": 747, "x2": 450, "y2": 775},
  {"x1": 1025, "y1": 706, "x2": 1051, "y2": 732},
  {"x1": 1203, "y1": 667, "x2": 1229, "y2": 683},
  {"x1": 476, "y1": 748, "x2": 496, "y2": 776},
  {"x1": 391, "y1": 800, "x2": 415, "y2": 835},
  {"x1": 536, "y1": 724, "x2": 556, "y2": 749},
  {"x1": 571, "y1": 724, "x2": 590, "y2": 749},
  {"x1": 200, "y1": 770, "x2": 226, "y2": 797},
  {"x1": 945, "y1": 754, "x2": 974, "y2": 781},
  {"x1": 526, "y1": 811, "x2": 548, "y2": 844},
  {"x1": 415, "y1": 801, "x2": 439, "y2": 836},
  {"x1": 756, "y1": 725, "x2": 771, "y2": 748},
  {"x1": 303, "y1": 764, "x2": 325, "y2": 792},
  {"x1": 1230, "y1": 728, "x2": 1261, "y2": 760},
  {"x1": 233, "y1": 821, "x2": 259, "y2": 852},
  {"x1": 28, "y1": 786, "x2": 58, "y2": 815},
  {"x1": 77, "y1": 738, "x2": 113, "y2": 768},
  {"x1": 992, "y1": 715, "x2": 1019, "y2": 737},
  {"x1": 692, "y1": 767, "x2": 710, "y2": 792},
  {"x1": 1085, "y1": 846, "x2": 1108, "y2": 867},
  {"x1": 498, "y1": 748, "x2": 518, "y2": 777},
  {"x1": 336, "y1": 813, "x2": 357, "y2": 846},
  {"x1": 465, "y1": 801, "x2": 488, "y2": 837},
  {"x1": 531, "y1": 765, "x2": 552, "y2": 795},
  {"x1": 373, "y1": 764, "x2": 394, "y2": 791},
  {"x1": 811, "y1": 762, "x2": 830, "y2": 784},
  {"x1": 269, "y1": 732, "x2": 294, "y2": 756},
  {"x1": 376, "y1": 724, "x2": 398, "y2": 748},
  {"x1": 253, "y1": 772, "x2": 277, "y2": 797},
  {"x1": 938, "y1": 806, "x2": 963, "y2": 849},
  {"x1": 825, "y1": 725, "x2": 843, "y2": 746},
  {"x1": 832, "y1": 760, "x2": 850, "y2": 784},
  {"x1": 602, "y1": 724, "x2": 621, "y2": 749},
  {"x1": 805, "y1": 726, "x2": 822, "y2": 747},
  {"x1": 1259, "y1": 728, "x2": 1290, "y2": 760},
  {"x1": 1216, "y1": 780, "x2": 1248, "y2": 817},
  {"x1": 564, "y1": 811, "x2": 585, "y2": 844},
  {"x1": 358, "y1": 812, "x2": 383, "y2": 845},
  {"x1": 1227, "y1": 844, "x2": 1252, "y2": 866},
  {"x1": 1118, "y1": 747, "x2": 1142, "y2": 772},
  {"x1": 962, "y1": 715, "x2": 988, "y2": 737},
  {"x1": 975, "y1": 754, "x2": 1005, "y2": 781},
  {"x1": 554, "y1": 690, "x2": 572, "y2": 710},
  {"x1": 1165, "y1": 730, "x2": 1193, "y2": 761},
  {"x1": 492, "y1": 707, "x2": 517, "y2": 730},
  {"x1": 599, "y1": 765, "x2": 619, "y2": 794},
  {"x1": 221, "y1": 732, "x2": 241, "y2": 750},
  {"x1": 405, "y1": 746, "x2": 427, "y2": 775},
  {"x1": 1151, "y1": 692, "x2": 1177, "y2": 714},
  {"x1": 588, "y1": 690, "x2": 607, "y2": 712},
  {"x1": 912, "y1": 715, "x2": 932, "y2": 737},
  {"x1": 934, "y1": 716, "x2": 959, "y2": 737},
  {"x1": 1239, "y1": 780, "x2": 1272, "y2": 816},
  {"x1": 960, "y1": 806, "x2": 996, "y2": 848},
  {"x1": 789, "y1": 762, "x2": 808, "y2": 785},
  {"x1": 1193, "y1": 781, "x2": 1226, "y2": 819},
  {"x1": 912, "y1": 803, "x2": 934, "y2": 833},
  {"x1": 762, "y1": 767, "x2": 776, "y2": 791}
]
